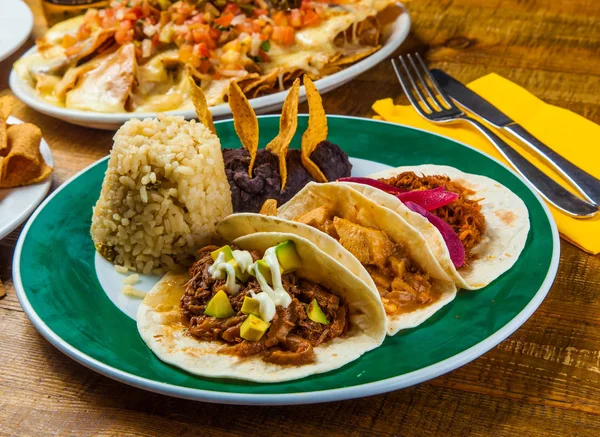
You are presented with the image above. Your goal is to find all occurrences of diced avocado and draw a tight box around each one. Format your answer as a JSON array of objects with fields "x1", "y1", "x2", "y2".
[
  {"x1": 211, "y1": 245, "x2": 234, "y2": 262},
  {"x1": 252, "y1": 259, "x2": 272, "y2": 284},
  {"x1": 307, "y1": 299, "x2": 330, "y2": 325},
  {"x1": 241, "y1": 296, "x2": 261, "y2": 317},
  {"x1": 275, "y1": 240, "x2": 302, "y2": 273},
  {"x1": 204, "y1": 290, "x2": 235, "y2": 318},
  {"x1": 240, "y1": 314, "x2": 270, "y2": 342},
  {"x1": 228, "y1": 258, "x2": 250, "y2": 282}
]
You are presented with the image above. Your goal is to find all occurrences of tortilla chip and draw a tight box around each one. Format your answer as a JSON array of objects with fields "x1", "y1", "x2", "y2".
[
  {"x1": 188, "y1": 77, "x2": 216, "y2": 134},
  {"x1": 259, "y1": 199, "x2": 278, "y2": 216},
  {"x1": 0, "y1": 123, "x2": 53, "y2": 188},
  {"x1": 0, "y1": 96, "x2": 14, "y2": 119},
  {"x1": 235, "y1": 73, "x2": 261, "y2": 93},
  {"x1": 242, "y1": 69, "x2": 279, "y2": 95},
  {"x1": 186, "y1": 64, "x2": 212, "y2": 82},
  {"x1": 229, "y1": 81, "x2": 259, "y2": 177},
  {"x1": 266, "y1": 78, "x2": 300, "y2": 191},
  {"x1": 0, "y1": 96, "x2": 13, "y2": 157},
  {"x1": 301, "y1": 76, "x2": 328, "y2": 183},
  {"x1": 332, "y1": 46, "x2": 381, "y2": 66},
  {"x1": 356, "y1": 16, "x2": 381, "y2": 46}
]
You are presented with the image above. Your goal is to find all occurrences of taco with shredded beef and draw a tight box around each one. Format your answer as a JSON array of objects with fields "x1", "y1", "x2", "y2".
[
  {"x1": 217, "y1": 184, "x2": 458, "y2": 336},
  {"x1": 341, "y1": 164, "x2": 530, "y2": 290},
  {"x1": 137, "y1": 232, "x2": 385, "y2": 382}
]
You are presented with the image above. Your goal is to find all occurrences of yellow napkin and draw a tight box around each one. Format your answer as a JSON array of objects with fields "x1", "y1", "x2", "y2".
[{"x1": 372, "y1": 73, "x2": 600, "y2": 254}]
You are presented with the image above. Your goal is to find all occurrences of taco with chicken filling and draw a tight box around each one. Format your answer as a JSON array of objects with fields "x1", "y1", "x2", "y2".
[
  {"x1": 340, "y1": 165, "x2": 530, "y2": 290},
  {"x1": 137, "y1": 232, "x2": 385, "y2": 382},
  {"x1": 217, "y1": 184, "x2": 458, "y2": 336}
]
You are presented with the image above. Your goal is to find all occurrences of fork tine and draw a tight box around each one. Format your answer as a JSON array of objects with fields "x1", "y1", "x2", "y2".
[
  {"x1": 391, "y1": 58, "x2": 429, "y2": 116},
  {"x1": 414, "y1": 53, "x2": 455, "y2": 109},
  {"x1": 398, "y1": 56, "x2": 436, "y2": 113},
  {"x1": 406, "y1": 54, "x2": 445, "y2": 111}
]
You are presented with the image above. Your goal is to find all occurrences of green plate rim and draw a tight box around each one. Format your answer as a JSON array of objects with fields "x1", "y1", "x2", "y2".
[{"x1": 12, "y1": 115, "x2": 560, "y2": 405}]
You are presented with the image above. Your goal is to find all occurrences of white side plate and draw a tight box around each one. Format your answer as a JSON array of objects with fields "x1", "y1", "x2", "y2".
[
  {"x1": 0, "y1": 116, "x2": 53, "y2": 240},
  {"x1": 0, "y1": 0, "x2": 33, "y2": 62}
]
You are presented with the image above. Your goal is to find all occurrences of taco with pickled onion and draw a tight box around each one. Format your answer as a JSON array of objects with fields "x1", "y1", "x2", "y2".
[
  {"x1": 339, "y1": 164, "x2": 530, "y2": 290},
  {"x1": 217, "y1": 184, "x2": 458, "y2": 336},
  {"x1": 137, "y1": 232, "x2": 386, "y2": 382}
]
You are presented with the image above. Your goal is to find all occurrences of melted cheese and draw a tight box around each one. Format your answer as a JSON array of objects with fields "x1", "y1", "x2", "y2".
[
  {"x1": 17, "y1": 0, "x2": 397, "y2": 113},
  {"x1": 66, "y1": 44, "x2": 137, "y2": 113}
]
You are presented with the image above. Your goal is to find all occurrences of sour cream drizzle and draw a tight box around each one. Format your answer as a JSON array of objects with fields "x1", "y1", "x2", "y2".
[
  {"x1": 249, "y1": 289, "x2": 277, "y2": 323},
  {"x1": 232, "y1": 249, "x2": 253, "y2": 275},
  {"x1": 208, "y1": 252, "x2": 241, "y2": 295},
  {"x1": 208, "y1": 245, "x2": 294, "y2": 322}
]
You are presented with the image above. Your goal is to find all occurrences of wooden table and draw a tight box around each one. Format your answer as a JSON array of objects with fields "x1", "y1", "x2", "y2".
[{"x1": 1, "y1": 1, "x2": 599, "y2": 435}]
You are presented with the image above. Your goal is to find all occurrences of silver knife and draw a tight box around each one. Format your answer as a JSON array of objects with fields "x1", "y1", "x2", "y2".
[{"x1": 431, "y1": 69, "x2": 600, "y2": 206}]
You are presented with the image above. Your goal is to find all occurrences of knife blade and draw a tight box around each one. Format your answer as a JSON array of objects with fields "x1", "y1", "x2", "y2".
[{"x1": 430, "y1": 69, "x2": 600, "y2": 206}]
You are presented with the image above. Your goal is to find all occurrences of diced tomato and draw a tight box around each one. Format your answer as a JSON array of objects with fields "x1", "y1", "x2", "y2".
[
  {"x1": 223, "y1": 4, "x2": 241, "y2": 15},
  {"x1": 235, "y1": 22, "x2": 261, "y2": 34},
  {"x1": 209, "y1": 27, "x2": 221, "y2": 40},
  {"x1": 123, "y1": 12, "x2": 140, "y2": 21},
  {"x1": 253, "y1": 8, "x2": 268, "y2": 17},
  {"x1": 289, "y1": 9, "x2": 302, "y2": 28},
  {"x1": 115, "y1": 28, "x2": 134, "y2": 45},
  {"x1": 195, "y1": 42, "x2": 210, "y2": 58},
  {"x1": 301, "y1": 9, "x2": 321, "y2": 27},
  {"x1": 272, "y1": 11, "x2": 289, "y2": 27},
  {"x1": 192, "y1": 29, "x2": 217, "y2": 49},
  {"x1": 119, "y1": 20, "x2": 133, "y2": 30},
  {"x1": 141, "y1": 1, "x2": 152, "y2": 17},
  {"x1": 213, "y1": 13, "x2": 234, "y2": 28},
  {"x1": 258, "y1": 49, "x2": 270, "y2": 62},
  {"x1": 271, "y1": 26, "x2": 295, "y2": 45}
]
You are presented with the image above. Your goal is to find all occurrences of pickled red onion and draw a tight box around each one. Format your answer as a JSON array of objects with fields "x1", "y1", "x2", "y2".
[
  {"x1": 395, "y1": 187, "x2": 458, "y2": 211},
  {"x1": 338, "y1": 177, "x2": 458, "y2": 210},
  {"x1": 404, "y1": 201, "x2": 465, "y2": 267}
]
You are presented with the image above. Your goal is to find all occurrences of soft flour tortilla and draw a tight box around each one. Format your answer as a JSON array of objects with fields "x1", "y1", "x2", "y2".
[
  {"x1": 137, "y1": 232, "x2": 386, "y2": 383},
  {"x1": 345, "y1": 164, "x2": 530, "y2": 290},
  {"x1": 218, "y1": 184, "x2": 457, "y2": 335}
]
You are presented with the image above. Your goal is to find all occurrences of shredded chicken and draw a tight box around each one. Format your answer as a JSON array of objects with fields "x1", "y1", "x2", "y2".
[{"x1": 298, "y1": 209, "x2": 438, "y2": 316}]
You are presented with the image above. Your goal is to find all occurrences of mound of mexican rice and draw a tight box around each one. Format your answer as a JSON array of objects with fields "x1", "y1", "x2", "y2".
[{"x1": 91, "y1": 115, "x2": 232, "y2": 274}]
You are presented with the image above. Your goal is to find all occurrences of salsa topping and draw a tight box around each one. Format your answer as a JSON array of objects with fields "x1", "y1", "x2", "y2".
[
  {"x1": 181, "y1": 243, "x2": 350, "y2": 365},
  {"x1": 295, "y1": 207, "x2": 440, "y2": 316}
]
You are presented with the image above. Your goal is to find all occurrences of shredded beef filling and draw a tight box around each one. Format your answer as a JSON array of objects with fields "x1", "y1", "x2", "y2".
[
  {"x1": 379, "y1": 172, "x2": 486, "y2": 264},
  {"x1": 180, "y1": 246, "x2": 350, "y2": 366},
  {"x1": 294, "y1": 209, "x2": 439, "y2": 316}
]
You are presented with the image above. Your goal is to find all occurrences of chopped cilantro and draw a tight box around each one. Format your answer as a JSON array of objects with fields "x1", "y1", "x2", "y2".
[{"x1": 260, "y1": 40, "x2": 271, "y2": 52}]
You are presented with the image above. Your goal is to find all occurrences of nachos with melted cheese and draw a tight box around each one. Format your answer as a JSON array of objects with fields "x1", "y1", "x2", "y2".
[{"x1": 14, "y1": 0, "x2": 399, "y2": 113}]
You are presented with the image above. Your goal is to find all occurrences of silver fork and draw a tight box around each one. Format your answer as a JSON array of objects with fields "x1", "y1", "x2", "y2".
[{"x1": 391, "y1": 54, "x2": 598, "y2": 218}]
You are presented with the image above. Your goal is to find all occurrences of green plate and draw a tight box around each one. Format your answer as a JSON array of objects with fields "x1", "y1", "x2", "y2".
[{"x1": 13, "y1": 116, "x2": 559, "y2": 405}]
